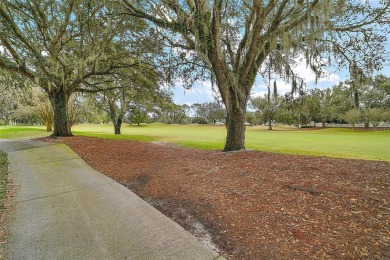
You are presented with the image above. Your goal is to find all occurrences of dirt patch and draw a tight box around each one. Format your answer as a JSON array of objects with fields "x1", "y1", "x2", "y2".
[{"x1": 37, "y1": 136, "x2": 390, "y2": 259}]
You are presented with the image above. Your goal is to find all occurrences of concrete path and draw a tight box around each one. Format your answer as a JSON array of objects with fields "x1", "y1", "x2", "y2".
[{"x1": 0, "y1": 139, "x2": 224, "y2": 260}]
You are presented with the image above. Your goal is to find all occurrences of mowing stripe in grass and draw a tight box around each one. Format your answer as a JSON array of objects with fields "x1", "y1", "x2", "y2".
[{"x1": 1, "y1": 124, "x2": 389, "y2": 161}]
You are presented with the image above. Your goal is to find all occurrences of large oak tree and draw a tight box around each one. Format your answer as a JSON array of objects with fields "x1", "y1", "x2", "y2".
[
  {"x1": 121, "y1": 0, "x2": 390, "y2": 151},
  {"x1": 0, "y1": 0, "x2": 147, "y2": 136}
]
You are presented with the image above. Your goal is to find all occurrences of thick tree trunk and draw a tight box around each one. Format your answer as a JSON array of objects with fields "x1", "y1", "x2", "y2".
[
  {"x1": 114, "y1": 116, "x2": 123, "y2": 134},
  {"x1": 49, "y1": 90, "x2": 72, "y2": 136},
  {"x1": 224, "y1": 100, "x2": 247, "y2": 151},
  {"x1": 322, "y1": 121, "x2": 326, "y2": 128},
  {"x1": 353, "y1": 90, "x2": 359, "y2": 110},
  {"x1": 206, "y1": 46, "x2": 253, "y2": 151},
  {"x1": 45, "y1": 121, "x2": 53, "y2": 132},
  {"x1": 213, "y1": 73, "x2": 250, "y2": 151},
  {"x1": 268, "y1": 115, "x2": 272, "y2": 130}
]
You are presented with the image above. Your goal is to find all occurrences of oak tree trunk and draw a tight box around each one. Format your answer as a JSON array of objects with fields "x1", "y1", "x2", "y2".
[
  {"x1": 223, "y1": 93, "x2": 247, "y2": 151},
  {"x1": 268, "y1": 116, "x2": 273, "y2": 130},
  {"x1": 114, "y1": 115, "x2": 123, "y2": 135},
  {"x1": 45, "y1": 121, "x2": 53, "y2": 132},
  {"x1": 49, "y1": 90, "x2": 72, "y2": 137},
  {"x1": 224, "y1": 110, "x2": 246, "y2": 151}
]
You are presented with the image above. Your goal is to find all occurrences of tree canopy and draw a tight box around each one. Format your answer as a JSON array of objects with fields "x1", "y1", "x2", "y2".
[
  {"x1": 121, "y1": 0, "x2": 390, "y2": 150},
  {"x1": 0, "y1": 0, "x2": 160, "y2": 136}
]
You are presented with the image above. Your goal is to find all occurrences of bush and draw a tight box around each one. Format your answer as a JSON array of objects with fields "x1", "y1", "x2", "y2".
[{"x1": 0, "y1": 120, "x2": 6, "y2": 126}]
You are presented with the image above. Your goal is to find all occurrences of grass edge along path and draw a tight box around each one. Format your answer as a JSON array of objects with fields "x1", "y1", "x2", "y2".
[
  {"x1": 0, "y1": 150, "x2": 9, "y2": 259},
  {"x1": 0, "y1": 151, "x2": 8, "y2": 213}
]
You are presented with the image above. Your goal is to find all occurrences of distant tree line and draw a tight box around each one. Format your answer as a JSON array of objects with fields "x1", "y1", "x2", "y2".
[
  {"x1": 1, "y1": 73, "x2": 389, "y2": 131},
  {"x1": 248, "y1": 75, "x2": 390, "y2": 129}
]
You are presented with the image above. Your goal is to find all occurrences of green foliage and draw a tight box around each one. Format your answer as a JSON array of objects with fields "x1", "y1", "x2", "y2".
[
  {"x1": 190, "y1": 102, "x2": 226, "y2": 125},
  {"x1": 0, "y1": 0, "x2": 163, "y2": 136},
  {"x1": 366, "y1": 108, "x2": 386, "y2": 128},
  {"x1": 122, "y1": 0, "x2": 389, "y2": 151},
  {"x1": 271, "y1": 75, "x2": 389, "y2": 128},
  {"x1": 344, "y1": 109, "x2": 361, "y2": 130},
  {"x1": 12, "y1": 105, "x2": 42, "y2": 125},
  {"x1": 250, "y1": 92, "x2": 282, "y2": 129},
  {"x1": 130, "y1": 110, "x2": 149, "y2": 125}
]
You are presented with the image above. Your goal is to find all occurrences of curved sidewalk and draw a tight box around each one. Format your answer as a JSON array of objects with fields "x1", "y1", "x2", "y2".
[{"x1": 0, "y1": 139, "x2": 224, "y2": 260}]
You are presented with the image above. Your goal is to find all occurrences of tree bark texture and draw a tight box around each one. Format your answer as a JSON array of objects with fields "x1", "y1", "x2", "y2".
[
  {"x1": 212, "y1": 75, "x2": 251, "y2": 151},
  {"x1": 224, "y1": 110, "x2": 246, "y2": 151},
  {"x1": 114, "y1": 115, "x2": 123, "y2": 135},
  {"x1": 268, "y1": 117, "x2": 273, "y2": 131},
  {"x1": 49, "y1": 90, "x2": 73, "y2": 137},
  {"x1": 223, "y1": 86, "x2": 248, "y2": 151},
  {"x1": 45, "y1": 121, "x2": 53, "y2": 132}
]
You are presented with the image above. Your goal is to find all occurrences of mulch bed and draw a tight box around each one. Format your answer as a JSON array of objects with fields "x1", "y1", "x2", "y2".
[{"x1": 37, "y1": 136, "x2": 390, "y2": 259}]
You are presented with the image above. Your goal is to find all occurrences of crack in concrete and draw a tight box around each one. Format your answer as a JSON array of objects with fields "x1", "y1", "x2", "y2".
[
  {"x1": 13, "y1": 157, "x2": 83, "y2": 165},
  {"x1": 16, "y1": 182, "x2": 115, "y2": 203}
]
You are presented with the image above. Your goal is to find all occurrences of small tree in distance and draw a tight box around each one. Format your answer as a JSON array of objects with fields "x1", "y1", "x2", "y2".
[
  {"x1": 32, "y1": 88, "x2": 53, "y2": 132},
  {"x1": 366, "y1": 108, "x2": 385, "y2": 130},
  {"x1": 345, "y1": 109, "x2": 361, "y2": 131}
]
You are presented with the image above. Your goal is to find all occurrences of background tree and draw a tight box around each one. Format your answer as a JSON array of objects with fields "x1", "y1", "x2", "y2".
[
  {"x1": 0, "y1": 73, "x2": 25, "y2": 124},
  {"x1": 250, "y1": 79, "x2": 281, "y2": 130},
  {"x1": 306, "y1": 88, "x2": 332, "y2": 127},
  {"x1": 93, "y1": 66, "x2": 168, "y2": 132},
  {"x1": 162, "y1": 104, "x2": 191, "y2": 124},
  {"x1": 191, "y1": 103, "x2": 206, "y2": 124},
  {"x1": 174, "y1": 104, "x2": 191, "y2": 124},
  {"x1": 12, "y1": 105, "x2": 41, "y2": 125},
  {"x1": 344, "y1": 109, "x2": 361, "y2": 131},
  {"x1": 31, "y1": 87, "x2": 53, "y2": 131},
  {"x1": 203, "y1": 102, "x2": 226, "y2": 125},
  {"x1": 328, "y1": 83, "x2": 352, "y2": 123},
  {"x1": 365, "y1": 108, "x2": 385, "y2": 130}
]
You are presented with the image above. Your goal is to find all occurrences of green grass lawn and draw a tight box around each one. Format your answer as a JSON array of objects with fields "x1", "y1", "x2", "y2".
[
  {"x1": 1, "y1": 124, "x2": 389, "y2": 161},
  {"x1": 0, "y1": 125, "x2": 50, "y2": 139}
]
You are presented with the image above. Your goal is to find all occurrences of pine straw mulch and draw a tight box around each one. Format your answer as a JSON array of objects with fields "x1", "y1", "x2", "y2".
[
  {"x1": 37, "y1": 136, "x2": 390, "y2": 259},
  {"x1": 0, "y1": 153, "x2": 16, "y2": 260}
]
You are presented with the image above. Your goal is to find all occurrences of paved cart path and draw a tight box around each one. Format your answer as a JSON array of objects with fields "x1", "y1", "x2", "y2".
[{"x1": 0, "y1": 139, "x2": 224, "y2": 260}]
